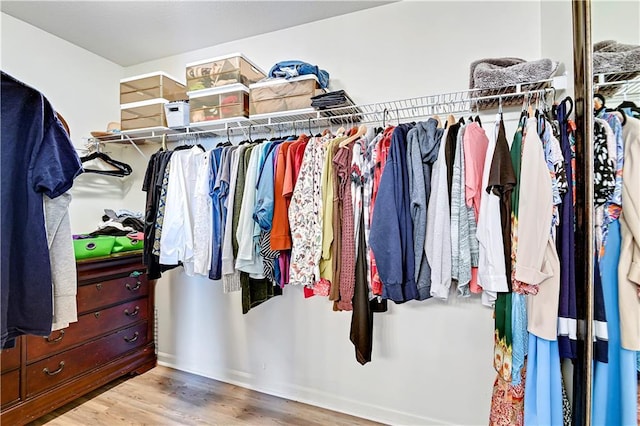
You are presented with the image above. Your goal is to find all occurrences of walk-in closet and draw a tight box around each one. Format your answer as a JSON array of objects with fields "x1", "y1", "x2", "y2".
[{"x1": 1, "y1": 1, "x2": 639, "y2": 425}]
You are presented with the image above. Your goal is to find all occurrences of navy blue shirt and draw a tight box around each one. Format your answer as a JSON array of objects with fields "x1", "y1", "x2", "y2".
[{"x1": 1, "y1": 72, "x2": 82, "y2": 348}]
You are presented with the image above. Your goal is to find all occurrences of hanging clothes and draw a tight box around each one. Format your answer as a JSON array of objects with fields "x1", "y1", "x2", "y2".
[
  {"x1": 209, "y1": 147, "x2": 228, "y2": 280},
  {"x1": 1, "y1": 71, "x2": 83, "y2": 348},
  {"x1": 369, "y1": 126, "x2": 395, "y2": 296},
  {"x1": 406, "y1": 118, "x2": 443, "y2": 300},
  {"x1": 592, "y1": 219, "x2": 638, "y2": 425},
  {"x1": 556, "y1": 99, "x2": 578, "y2": 360},
  {"x1": 335, "y1": 142, "x2": 356, "y2": 310},
  {"x1": 488, "y1": 116, "x2": 519, "y2": 426},
  {"x1": 618, "y1": 114, "x2": 640, "y2": 351},
  {"x1": 289, "y1": 136, "x2": 325, "y2": 286},
  {"x1": 451, "y1": 124, "x2": 479, "y2": 297},
  {"x1": 235, "y1": 144, "x2": 265, "y2": 277},
  {"x1": 159, "y1": 145, "x2": 205, "y2": 272},
  {"x1": 426, "y1": 126, "x2": 453, "y2": 300},
  {"x1": 463, "y1": 122, "x2": 489, "y2": 294},
  {"x1": 476, "y1": 117, "x2": 507, "y2": 308},
  {"x1": 370, "y1": 123, "x2": 417, "y2": 303},
  {"x1": 221, "y1": 145, "x2": 244, "y2": 292},
  {"x1": 192, "y1": 149, "x2": 213, "y2": 277}
]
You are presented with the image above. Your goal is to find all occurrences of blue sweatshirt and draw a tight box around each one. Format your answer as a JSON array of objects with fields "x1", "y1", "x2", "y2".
[
  {"x1": 209, "y1": 147, "x2": 224, "y2": 280},
  {"x1": 370, "y1": 123, "x2": 418, "y2": 302},
  {"x1": 254, "y1": 141, "x2": 281, "y2": 231}
]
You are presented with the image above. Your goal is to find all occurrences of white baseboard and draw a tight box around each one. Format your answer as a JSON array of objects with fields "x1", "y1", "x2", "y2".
[{"x1": 157, "y1": 352, "x2": 453, "y2": 426}]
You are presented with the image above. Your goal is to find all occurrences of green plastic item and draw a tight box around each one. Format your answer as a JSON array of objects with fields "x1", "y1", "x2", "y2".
[
  {"x1": 73, "y1": 236, "x2": 116, "y2": 260},
  {"x1": 112, "y1": 236, "x2": 143, "y2": 253}
]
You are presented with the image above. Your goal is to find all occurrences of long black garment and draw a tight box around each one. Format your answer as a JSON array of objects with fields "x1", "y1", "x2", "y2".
[
  {"x1": 350, "y1": 214, "x2": 372, "y2": 365},
  {"x1": 444, "y1": 123, "x2": 461, "y2": 204},
  {"x1": 142, "y1": 149, "x2": 179, "y2": 279}
]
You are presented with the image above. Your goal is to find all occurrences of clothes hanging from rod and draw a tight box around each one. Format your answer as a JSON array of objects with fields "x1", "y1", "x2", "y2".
[{"x1": 140, "y1": 84, "x2": 589, "y2": 378}]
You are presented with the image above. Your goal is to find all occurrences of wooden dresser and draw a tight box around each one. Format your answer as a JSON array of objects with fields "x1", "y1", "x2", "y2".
[{"x1": 0, "y1": 253, "x2": 156, "y2": 425}]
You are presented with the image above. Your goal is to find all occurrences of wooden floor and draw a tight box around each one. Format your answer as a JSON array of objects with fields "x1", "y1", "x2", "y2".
[{"x1": 29, "y1": 366, "x2": 383, "y2": 426}]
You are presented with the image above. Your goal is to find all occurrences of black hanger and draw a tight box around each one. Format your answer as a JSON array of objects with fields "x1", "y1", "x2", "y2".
[
  {"x1": 616, "y1": 100, "x2": 640, "y2": 117},
  {"x1": 376, "y1": 108, "x2": 389, "y2": 134},
  {"x1": 474, "y1": 115, "x2": 482, "y2": 127},
  {"x1": 615, "y1": 107, "x2": 628, "y2": 126},
  {"x1": 81, "y1": 151, "x2": 132, "y2": 177}
]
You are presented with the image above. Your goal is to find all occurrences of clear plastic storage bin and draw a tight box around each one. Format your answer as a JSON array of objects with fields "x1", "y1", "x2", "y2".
[
  {"x1": 121, "y1": 99, "x2": 168, "y2": 131},
  {"x1": 249, "y1": 74, "x2": 324, "y2": 115},
  {"x1": 186, "y1": 53, "x2": 265, "y2": 91},
  {"x1": 188, "y1": 84, "x2": 250, "y2": 123},
  {"x1": 120, "y1": 72, "x2": 186, "y2": 104}
]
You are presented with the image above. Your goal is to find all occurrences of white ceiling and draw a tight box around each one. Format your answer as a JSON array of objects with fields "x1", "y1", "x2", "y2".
[{"x1": 1, "y1": 1, "x2": 393, "y2": 67}]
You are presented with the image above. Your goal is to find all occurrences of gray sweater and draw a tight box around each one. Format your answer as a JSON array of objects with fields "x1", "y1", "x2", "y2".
[
  {"x1": 44, "y1": 192, "x2": 77, "y2": 331},
  {"x1": 407, "y1": 119, "x2": 443, "y2": 300}
]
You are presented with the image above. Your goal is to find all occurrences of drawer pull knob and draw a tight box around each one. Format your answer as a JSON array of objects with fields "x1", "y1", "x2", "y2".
[
  {"x1": 124, "y1": 332, "x2": 139, "y2": 343},
  {"x1": 96, "y1": 283, "x2": 103, "y2": 291},
  {"x1": 126, "y1": 281, "x2": 141, "y2": 291},
  {"x1": 94, "y1": 311, "x2": 101, "y2": 318},
  {"x1": 43, "y1": 361, "x2": 65, "y2": 376},
  {"x1": 125, "y1": 306, "x2": 140, "y2": 317},
  {"x1": 44, "y1": 330, "x2": 65, "y2": 343}
]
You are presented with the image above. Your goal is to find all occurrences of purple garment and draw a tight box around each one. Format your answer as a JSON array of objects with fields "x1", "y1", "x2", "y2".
[
  {"x1": 208, "y1": 148, "x2": 223, "y2": 280},
  {"x1": 555, "y1": 100, "x2": 578, "y2": 359},
  {"x1": 278, "y1": 252, "x2": 290, "y2": 288}
]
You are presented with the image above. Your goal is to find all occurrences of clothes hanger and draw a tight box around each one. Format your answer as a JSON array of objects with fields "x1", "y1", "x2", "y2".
[
  {"x1": 447, "y1": 114, "x2": 456, "y2": 127},
  {"x1": 336, "y1": 116, "x2": 346, "y2": 137},
  {"x1": 432, "y1": 114, "x2": 442, "y2": 128},
  {"x1": 559, "y1": 96, "x2": 574, "y2": 124},
  {"x1": 340, "y1": 124, "x2": 367, "y2": 147},
  {"x1": 81, "y1": 147, "x2": 132, "y2": 177},
  {"x1": 375, "y1": 108, "x2": 389, "y2": 134}
]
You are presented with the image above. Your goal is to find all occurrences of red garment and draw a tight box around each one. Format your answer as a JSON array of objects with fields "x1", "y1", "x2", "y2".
[
  {"x1": 370, "y1": 126, "x2": 395, "y2": 295},
  {"x1": 271, "y1": 141, "x2": 292, "y2": 250},
  {"x1": 335, "y1": 143, "x2": 355, "y2": 311},
  {"x1": 282, "y1": 136, "x2": 309, "y2": 204}
]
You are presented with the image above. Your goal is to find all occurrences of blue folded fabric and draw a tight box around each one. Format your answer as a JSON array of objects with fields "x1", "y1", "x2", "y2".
[{"x1": 268, "y1": 60, "x2": 330, "y2": 89}]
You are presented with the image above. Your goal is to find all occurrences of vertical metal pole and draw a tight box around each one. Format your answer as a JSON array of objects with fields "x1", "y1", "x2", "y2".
[{"x1": 572, "y1": 1, "x2": 594, "y2": 425}]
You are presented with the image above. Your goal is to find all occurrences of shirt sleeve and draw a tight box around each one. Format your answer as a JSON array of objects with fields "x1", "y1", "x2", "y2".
[{"x1": 31, "y1": 101, "x2": 82, "y2": 199}]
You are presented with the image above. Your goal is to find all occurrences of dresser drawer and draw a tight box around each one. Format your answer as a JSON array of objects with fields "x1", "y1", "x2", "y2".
[
  {"x1": 26, "y1": 321, "x2": 148, "y2": 397},
  {"x1": 0, "y1": 338, "x2": 21, "y2": 373},
  {"x1": 1, "y1": 369, "x2": 20, "y2": 407},
  {"x1": 27, "y1": 299, "x2": 149, "y2": 362},
  {"x1": 77, "y1": 271, "x2": 148, "y2": 313}
]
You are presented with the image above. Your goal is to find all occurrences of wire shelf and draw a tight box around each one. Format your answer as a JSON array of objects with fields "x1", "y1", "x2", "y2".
[
  {"x1": 88, "y1": 75, "x2": 567, "y2": 145},
  {"x1": 594, "y1": 70, "x2": 640, "y2": 101}
]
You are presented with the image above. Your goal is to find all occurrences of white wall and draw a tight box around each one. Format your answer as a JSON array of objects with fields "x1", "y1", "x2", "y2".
[
  {"x1": 592, "y1": 0, "x2": 640, "y2": 45},
  {"x1": 125, "y1": 1, "x2": 542, "y2": 105},
  {"x1": 126, "y1": 2, "x2": 545, "y2": 425},
  {"x1": 0, "y1": 12, "x2": 136, "y2": 234}
]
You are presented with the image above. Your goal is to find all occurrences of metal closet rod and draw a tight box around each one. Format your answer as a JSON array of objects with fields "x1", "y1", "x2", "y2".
[{"x1": 109, "y1": 85, "x2": 556, "y2": 144}]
